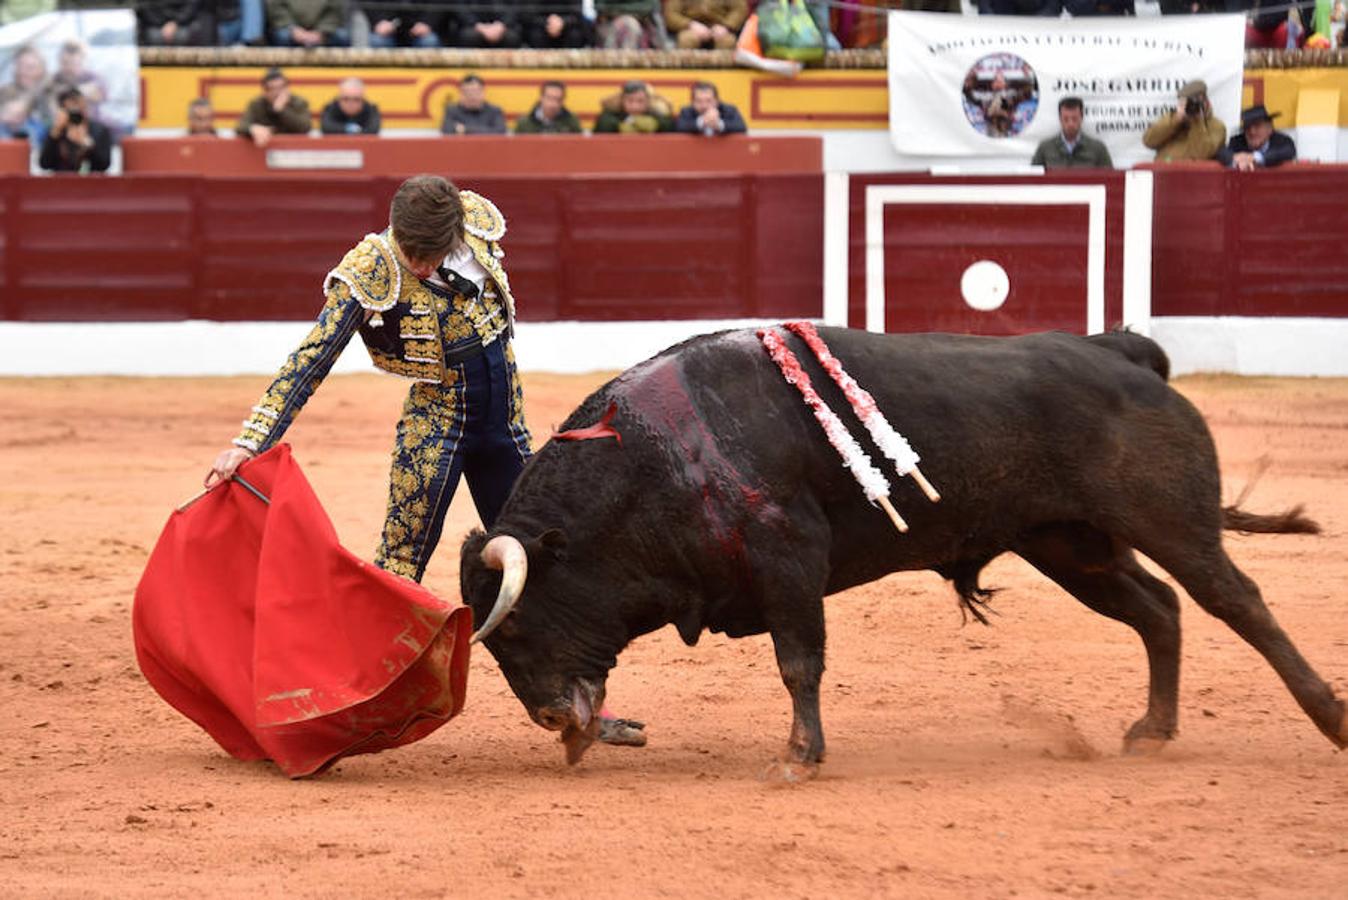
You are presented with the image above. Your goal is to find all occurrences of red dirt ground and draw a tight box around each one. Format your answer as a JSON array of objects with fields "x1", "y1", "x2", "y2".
[{"x1": 2, "y1": 370, "x2": 1346, "y2": 898}]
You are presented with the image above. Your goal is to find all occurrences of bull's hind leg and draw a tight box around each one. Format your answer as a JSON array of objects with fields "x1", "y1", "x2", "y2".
[
  {"x1": 1146, "y1": 546, "x2": 1348, "y2": 750},
  {"x1": 1016, "y1": 524, "x2": 1182, "y2": 755}
]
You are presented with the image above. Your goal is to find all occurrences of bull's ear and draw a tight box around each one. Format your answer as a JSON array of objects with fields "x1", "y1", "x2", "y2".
[
  {"x1": 529, "y1": 528, "x2": 568, "y2": 564},
  {"x1": 461, "y1": 528, "x2": 489, "y2": 557}
]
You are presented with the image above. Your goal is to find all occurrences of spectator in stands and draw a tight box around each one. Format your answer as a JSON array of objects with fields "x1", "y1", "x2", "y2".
[
  {"x1": 665, "y1": 0, "x2": 747, "y2": 48},
  {"x1": 187, "y1": 97, "x2": 218, "y2": 136},
  {"x1": 446, "y1": 0, "x2": 523, "y2": 48},
  {"x1": 595, "y1": 0, "x2": 670, "y2": 49},
  {"x1": 519, "y1": 0, "x2": 594, "y2": 48},
  {"x1": 321, "y1": 77, "x2": 381, "y2": 135},
  {"x1": 236, "y1": 68, "x2": 312, "y2": 146},
  {"x1": 218, "y1": 0, "x2": 267, "y2": 46},
  {"x1": 1158, "y1": 0, "x2": 1222, "y2": 12},
  {"x1": 675, "y1": 81, "x2": 746, "y2": 136},
  {"x1": 441, "y1": 74, "x2": 507, "y2": 135},
  {"x1": 137, "y1": 0, "x2": 212, "y2": 45},
  {"x1": 1, "y1": 1, "x2": 55, "y2": 26},
  {"x1": 1217, "y1": 104, "x2": 1297, "y2": 170},
  {"x1": 514, "y1": 81, "x2": 583, "y2": 134},
  {"x1": 978, "y1": 0, "x2": 1062, "y2": 14},
  {"x1": 0, "y1": 43, "x2": 51, "y2": 142},
  {"x1": 39, "y1": 86, "x2": 111, "y2": 173},
  {"x1": 1030, "y1": 97, "x2": 1113, "y2": 168},
  {"x1": 1143, "y1": 79, "x2": 1226, "y2": 162},
  {"x1": 594, "y1": 81, "x2": 675, "y2": 134},
  {"x1": 50, "y1": 41, "x2": 108, "y2": 126},
  {"x1": 269, "y1": 0, "x2": 351, "y2": 47},
  {"x1": 1063, "y1": 0, "x2": 1134, "y2": 13},
  {"x1": 360, "y1": 2, "x2": 446, "y2": 48},
  {"x1": 1243, "y1": 0, "x2": 1314, "y2": 48}
]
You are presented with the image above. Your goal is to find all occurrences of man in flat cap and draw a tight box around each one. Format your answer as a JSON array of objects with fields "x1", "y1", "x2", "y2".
[
  {"x1": 1143, "y1": 79, "x2": 1227, "y2": 162},
  {"x1": 1217, "y1": 104, "x2": 1297, "y2": 170}
]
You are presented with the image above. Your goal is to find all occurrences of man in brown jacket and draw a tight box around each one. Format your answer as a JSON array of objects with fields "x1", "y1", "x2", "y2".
[
  {"x1": 1143, "y1": 79, "x2": 1227, "y2": 163},
  {"x1": 236, "y1": 68, "x2": 312, "y2": 147},
  {"x1": 664, "y1": 0, "x2": 747, "y2": 49}
]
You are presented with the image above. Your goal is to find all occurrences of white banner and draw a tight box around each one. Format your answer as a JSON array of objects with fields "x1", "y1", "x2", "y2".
[
  {"x1": 887, "y1": 12, "x2": 1246, "y2": 169},
  {"x1": 0, "y1": 9, "x2": 139, "y2": 141}
]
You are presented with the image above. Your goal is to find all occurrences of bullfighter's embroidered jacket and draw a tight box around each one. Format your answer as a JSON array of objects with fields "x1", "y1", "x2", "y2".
[{"x1": 233, "y1": 190, "x2": 515, "y2": 453}]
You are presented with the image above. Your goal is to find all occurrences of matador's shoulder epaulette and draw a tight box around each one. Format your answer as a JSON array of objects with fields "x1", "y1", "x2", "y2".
[
  {"x1": 460, "y1": 190, "x2": 506, "y2": 242},
  {"x1": 325, "y1": 231, "x2": 402, "y2": 313}
]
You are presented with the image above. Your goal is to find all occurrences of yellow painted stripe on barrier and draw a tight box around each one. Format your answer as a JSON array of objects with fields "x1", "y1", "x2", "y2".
[
  {"x1": 139, "y1": 66, "x2": 893, "y2": 132},
  {"x1": 142, "y1": 65, "x2": 1348, "y2": 133},
  {"x1": 1295, "y1": 88, "x2": 1340, "y2": 127}
]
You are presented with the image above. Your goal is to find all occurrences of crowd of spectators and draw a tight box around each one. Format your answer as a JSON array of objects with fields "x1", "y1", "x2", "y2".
[
  {"x1": 0, "y1": 37, "x2": 123, "y2": 171},
  {"x1": 112, "y1": 0, "x2": 821, "y2": 51},
  {"x1": 3, "y1": 1, "x2": 1342, "y2": 53},
  {"x1": 0, "y1": 3, "x2": 1319, "y2": 175},
  {"x1": 112, "y1": 0, "x2": 1348, "y2": 51},
  {"x1": 222, "y1": 67, "x2": 747, "y2": 140},
  {"x1": 1032, "y1": 80, "x2": 1297, "y2": 170}
]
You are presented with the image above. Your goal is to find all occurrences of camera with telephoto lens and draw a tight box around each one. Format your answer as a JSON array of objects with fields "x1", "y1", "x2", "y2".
[
  {"x1": 67, "y1": 110, "x2": 84, "y2": 125},
  {"x1": 1184, "y1": 96, "x2": 1204, "y2": 116}
]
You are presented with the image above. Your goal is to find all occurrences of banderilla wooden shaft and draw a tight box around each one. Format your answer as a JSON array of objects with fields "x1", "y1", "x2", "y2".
[
  {"x1": 910, "y1": 466, "x2": 941, "y2": 504},
  {"x1": 877, "y1": 495, "x2": 909, "y2": 533}
]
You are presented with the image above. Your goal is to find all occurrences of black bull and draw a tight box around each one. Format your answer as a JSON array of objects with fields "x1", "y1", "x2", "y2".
[{"x1": 460, "y1": 327, "x2": 1344, "y2": 779}]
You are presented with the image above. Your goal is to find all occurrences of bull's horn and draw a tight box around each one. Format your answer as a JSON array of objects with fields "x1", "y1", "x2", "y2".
[{"x1": 470, "y1": 535, "x2": 528, "y2": 644}]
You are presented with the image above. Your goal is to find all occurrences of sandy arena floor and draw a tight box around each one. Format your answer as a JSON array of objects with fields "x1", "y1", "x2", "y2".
[{"x1": 1, "y1": 368, "x2": 1346, "y2": 899}]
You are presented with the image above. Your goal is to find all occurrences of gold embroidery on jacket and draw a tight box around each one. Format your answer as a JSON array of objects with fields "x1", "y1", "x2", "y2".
[{"x1": 232, "y1": 280, "x2": 363, "y2": 452}]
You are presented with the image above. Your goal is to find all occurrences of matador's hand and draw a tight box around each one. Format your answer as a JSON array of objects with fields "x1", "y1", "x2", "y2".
[{"x1": 206, "y1": 447, "x2": 255, "y2": 488}]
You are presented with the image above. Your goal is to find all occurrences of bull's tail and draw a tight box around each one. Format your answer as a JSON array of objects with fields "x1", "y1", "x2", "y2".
[
  {"x1": 1222, "y1": 455, "x2": 1320, "y2": 534},
  {"x1": 1222, "y1": 503, "x2": 1320, "y2": 535}
]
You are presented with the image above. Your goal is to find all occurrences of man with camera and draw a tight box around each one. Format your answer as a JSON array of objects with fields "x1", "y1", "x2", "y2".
[
  {"x1": 1143, "y1": 79, "x2": 1227, "y2": 163},
  {"x1": 39, "y1": 87, "x2": 112, "y2": 174}
]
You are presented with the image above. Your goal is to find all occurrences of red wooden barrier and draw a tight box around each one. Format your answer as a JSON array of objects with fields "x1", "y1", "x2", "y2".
[
  {"x1": 1149, "y1": 164, "x2": 1348, "y2": 318},
  {"x1": 120, "y1": 135, "x2": 823, "y2": 178},
  {"x1": 9, "y1": 168, "x2": 1347, "y2": 327},
  {"x1": 1, "y1": 173, "x2": 823, "y2": 323},
  {"x1": 0, "y1": 141, "x2": 28, "y2": 175}
]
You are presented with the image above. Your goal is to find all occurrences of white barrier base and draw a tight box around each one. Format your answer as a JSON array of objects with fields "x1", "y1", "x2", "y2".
[
  {"x1": 1151, "y1": 316, "x2": 1348, "y2": 378},
  {"x1": 2, "y1": 317, "x2": 1345, "y2": 377},
  {"x1": 0, "y1": 319, "x2": 796, "y2": 377}
]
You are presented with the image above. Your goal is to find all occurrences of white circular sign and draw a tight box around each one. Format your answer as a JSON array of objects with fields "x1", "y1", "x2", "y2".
[{"x1": 960, "y1": 260, "x2": 1010, "y2": 312}]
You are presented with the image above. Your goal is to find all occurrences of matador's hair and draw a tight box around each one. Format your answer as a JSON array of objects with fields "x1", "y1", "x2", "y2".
[{"x1": 390, "y1": 174, "x2": 464, "y2": 264}]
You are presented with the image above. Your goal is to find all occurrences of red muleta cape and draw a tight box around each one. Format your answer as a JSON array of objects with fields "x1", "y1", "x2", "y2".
[{"x1": 133, "y1": 444, "x2": 471, "y2": 777}]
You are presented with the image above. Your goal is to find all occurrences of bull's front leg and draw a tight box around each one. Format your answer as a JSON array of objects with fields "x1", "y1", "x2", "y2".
[{"x1": 762, "y1": 597, "x2": 827, "y2": 783}]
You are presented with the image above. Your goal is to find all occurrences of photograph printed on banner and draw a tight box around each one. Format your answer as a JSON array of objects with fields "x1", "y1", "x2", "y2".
[
  {"x1": 961, "y1": 53, "x2": 1040, "y2": 139},
  {"x1": 0, "y1": 8, "x2": 138, "y2": 144}
]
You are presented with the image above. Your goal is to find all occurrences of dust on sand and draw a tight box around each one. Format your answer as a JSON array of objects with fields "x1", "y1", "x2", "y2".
[{"x1": 2, "y1": 372, "x2": 1347, "y2": 898}]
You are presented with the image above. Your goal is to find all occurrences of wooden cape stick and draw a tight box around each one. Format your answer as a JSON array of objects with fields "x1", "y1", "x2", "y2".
[{"x1": 177, "y1": 474, "x2": 271, "y2": 512}]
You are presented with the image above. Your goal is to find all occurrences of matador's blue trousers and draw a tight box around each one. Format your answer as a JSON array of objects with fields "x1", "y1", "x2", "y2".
[{"x1": 374, "y1": 338, "x2": 532, "y2": 582}]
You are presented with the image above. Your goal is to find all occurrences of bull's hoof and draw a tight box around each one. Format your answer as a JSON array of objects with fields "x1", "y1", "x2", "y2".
[
  {"x1": 1122, "y1": 735, "x2": 1169, "y2": 757},
  {"x1": 598, "y1": 717, "x2": 647, "y2": 748},
  {"x1": 759, "y1": 759, "x2": 820, "y2": 784}
]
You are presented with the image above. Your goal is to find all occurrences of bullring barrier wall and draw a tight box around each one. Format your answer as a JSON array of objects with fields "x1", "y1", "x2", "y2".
[{"x1": 2, "y1": 158, "x2": 1348, "y2": 375}]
